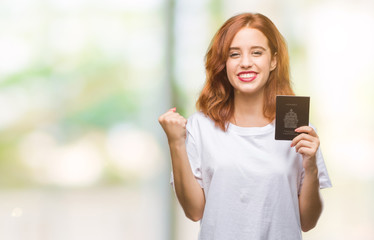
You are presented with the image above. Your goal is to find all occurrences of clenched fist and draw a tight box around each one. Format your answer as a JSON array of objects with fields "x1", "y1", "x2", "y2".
[{"x1": 158, "y1": 107, "x2": 188, "y2": 145}]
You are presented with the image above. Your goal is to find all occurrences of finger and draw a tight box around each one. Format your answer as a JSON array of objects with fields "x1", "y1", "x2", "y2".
[
  {"x1": 178, "y1": 117, "x2": 188, "y2": 128},
  {"x1": 167, "y1": 115, "x2": 186, "y2": 126},
  {"x1": 169, "y1": 107, "x2": 177, "y2": 112},
  {"x1": 160, "y1": 108, "x2": 179, "y2": 119},
  {"x1": 291, "y1": 133, "x2": 316, "y2": 147},
  {"x1": 297, "y1": 147, "x2": 315, "y2": 156},
  {"x1": 294, "y1": 139, "x2": 313, "y2": 152},
  {"x1": 166, "y1": 112, "x2": 185, "y2": 123},
  {"x1": 163, "y1": 107, "x2": 177, "y2": 115},
  {"x1": 159, "y1": 112, "x2": 170, "y2": 123},
  {"x1": 164, "y1": 107, "x2": 177, "y2": 116},
  {"x1": 177, "y1": 115, "x2": 187, "y2": 124},
  {"x1": 295, "y1": 126, "x2": 318, "y2": 137}
]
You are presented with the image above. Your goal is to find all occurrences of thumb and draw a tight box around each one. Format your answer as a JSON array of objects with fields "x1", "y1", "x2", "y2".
[{"x1": 168, "y1": 107, "x2": 177, "y2": 112}]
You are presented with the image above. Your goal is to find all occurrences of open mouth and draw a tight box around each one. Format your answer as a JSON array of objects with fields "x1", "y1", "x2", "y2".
[{"x1": 238, "y1": 72, "x2": 257, "y2": 82}]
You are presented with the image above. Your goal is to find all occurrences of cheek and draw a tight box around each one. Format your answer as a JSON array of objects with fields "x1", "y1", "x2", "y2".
[
  {"x1": 225, "y1": 60, "x2": 236, "y2": 74},
  {"x1": 257, "y1": 59, "x2": 272, "y2": 72},
  {"x1": 225, "y1": 60, "x2": 231, "y2": 70},
  {"x1": 225, "y1": 64, "x2": 236, "y2": 85}
]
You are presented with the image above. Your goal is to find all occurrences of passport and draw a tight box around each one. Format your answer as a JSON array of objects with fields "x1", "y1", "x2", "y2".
[{"x1": 275, "y1": 96, "x2": 310, "y2": 140}]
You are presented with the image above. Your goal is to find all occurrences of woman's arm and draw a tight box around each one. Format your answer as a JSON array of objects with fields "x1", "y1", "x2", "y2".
[
  {"x1": 159, "y1": 108, "x2": 205, "y2": 221},
  {"x1": 169, "y1": 141, "x2": 206, "y2": 221},
  {"x1": 291, "y1": 126, "x2": 323, "y2": 232},
  {"x1": 298, "y1": 159, "x2": 323, "y2": 232}
]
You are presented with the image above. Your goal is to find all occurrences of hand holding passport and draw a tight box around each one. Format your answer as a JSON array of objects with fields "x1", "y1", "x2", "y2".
[{"x1": 275, "y1": 96, "x2": 310, "y2": 140}]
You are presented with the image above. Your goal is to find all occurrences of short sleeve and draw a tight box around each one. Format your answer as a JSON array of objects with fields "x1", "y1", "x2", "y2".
[
  {"x1": 298, "y1": 146, "x2": 332, "y2": 194},
  {"x1": 299, "y1": 125, "x2": 332, "y2": 194},
  {"x1": 170, "y1": 118, "x2": 204, "y2": 188},
  {"x1": 315, "y1": 146, "x2": 332, "y2": 189}
]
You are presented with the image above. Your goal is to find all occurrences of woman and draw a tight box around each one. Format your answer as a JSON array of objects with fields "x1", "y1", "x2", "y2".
[{"x1": 159, "y1": 12, "x2": 331, "y2": 239}]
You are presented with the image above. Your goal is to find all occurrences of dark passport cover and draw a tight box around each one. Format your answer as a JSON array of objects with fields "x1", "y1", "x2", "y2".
[{"x1": 275, "y1": 96, "x2": 310, "y2": 140}]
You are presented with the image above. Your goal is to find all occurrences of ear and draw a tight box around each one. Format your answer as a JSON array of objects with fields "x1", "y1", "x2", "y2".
[{"x1": 270, "y1": 52, "x2": 277, "y2": 71}]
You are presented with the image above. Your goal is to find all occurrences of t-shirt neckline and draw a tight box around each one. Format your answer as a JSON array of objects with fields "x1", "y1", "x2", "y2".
[{"x1": 228, "y1": 120, "x2": 275, "y2": 136}]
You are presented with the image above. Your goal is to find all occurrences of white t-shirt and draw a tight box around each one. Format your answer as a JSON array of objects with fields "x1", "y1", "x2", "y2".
[{"x1": 171, "y1": 112, "x2": 332, "y2": 240}]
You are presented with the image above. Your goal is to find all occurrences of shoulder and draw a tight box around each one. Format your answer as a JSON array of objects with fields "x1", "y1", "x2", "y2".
[
  {"x1": 187, "y1": 111, "x2": 213, "y2": 124},
  {"x1": 186, "y1": 111, "x2": 216, "y2": 134}
]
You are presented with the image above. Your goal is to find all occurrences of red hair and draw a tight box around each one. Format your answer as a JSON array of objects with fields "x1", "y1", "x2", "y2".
[{"x1": 196, "y1": 13, "x2": 294, "y2": 131}]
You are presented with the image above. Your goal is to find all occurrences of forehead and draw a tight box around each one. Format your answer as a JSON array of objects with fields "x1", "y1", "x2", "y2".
[{"x1": 230, "y1": 27, "x2": 269, "y2": 48}]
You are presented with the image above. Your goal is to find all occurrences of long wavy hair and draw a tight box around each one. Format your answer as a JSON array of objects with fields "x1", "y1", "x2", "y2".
[{"x1": 196, "y1": 13, "x2": 294, "y2": 131}]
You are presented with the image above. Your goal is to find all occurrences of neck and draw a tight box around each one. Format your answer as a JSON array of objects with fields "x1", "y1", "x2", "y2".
[{"x1": 232, "y1": 90, "x2": 271, "y2": 127}]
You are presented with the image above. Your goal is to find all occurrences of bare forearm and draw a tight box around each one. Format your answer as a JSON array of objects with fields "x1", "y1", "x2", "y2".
[
  {"x1": 298, "y1": 166, "x2": 322, "y2": 232},
  {"x1": 169, "y1": 141, "x2": 205, "y2": 221}
]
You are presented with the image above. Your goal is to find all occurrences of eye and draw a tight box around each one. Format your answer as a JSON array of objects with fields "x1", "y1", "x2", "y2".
[
  {"x1": 229, "y1": 52, "x2": 240, "y2": 58},
  {"x1": 252, "y1": 51, "x2": 263, "y2": 56}
]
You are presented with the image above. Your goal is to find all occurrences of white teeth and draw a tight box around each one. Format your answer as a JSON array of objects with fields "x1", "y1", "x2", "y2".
[{"x1": 239, "y1": 73, "x2": 256, "y2": 78}]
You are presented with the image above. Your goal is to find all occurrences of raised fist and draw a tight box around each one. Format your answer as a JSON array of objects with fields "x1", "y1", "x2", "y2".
[{"x1": 158, "y1": 107, "x2": 187, "y2": 145}]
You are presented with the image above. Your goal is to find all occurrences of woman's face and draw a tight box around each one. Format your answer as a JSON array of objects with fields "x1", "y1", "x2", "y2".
[{"x1": 226, "y1": 27, "x2": 277, "y2": 97}]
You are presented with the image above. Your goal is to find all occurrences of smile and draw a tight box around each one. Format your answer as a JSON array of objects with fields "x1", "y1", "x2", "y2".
[{"x1": 238, "y1": 72, "x2": 257, "y2": 82}]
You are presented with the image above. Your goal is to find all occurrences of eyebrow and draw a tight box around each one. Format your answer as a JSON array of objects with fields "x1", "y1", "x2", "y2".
[{"x1": 229, "y1": 46, "x2": 267, "y2": 51}]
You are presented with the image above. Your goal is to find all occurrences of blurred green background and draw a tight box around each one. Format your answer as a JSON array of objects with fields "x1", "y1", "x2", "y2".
[{"x1": 0, "y1": 0, "x2": 373, "y2": 239}]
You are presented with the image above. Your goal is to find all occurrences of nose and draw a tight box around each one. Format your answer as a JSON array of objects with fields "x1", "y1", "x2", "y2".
[{"x1": 240, "y1": 54, "x2": 253, "y2": 68}]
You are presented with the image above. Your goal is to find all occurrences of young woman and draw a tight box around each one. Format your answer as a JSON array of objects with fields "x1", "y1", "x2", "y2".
[{"x1": 159, "y1": 12, "x2": 331, "y2": 239}]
